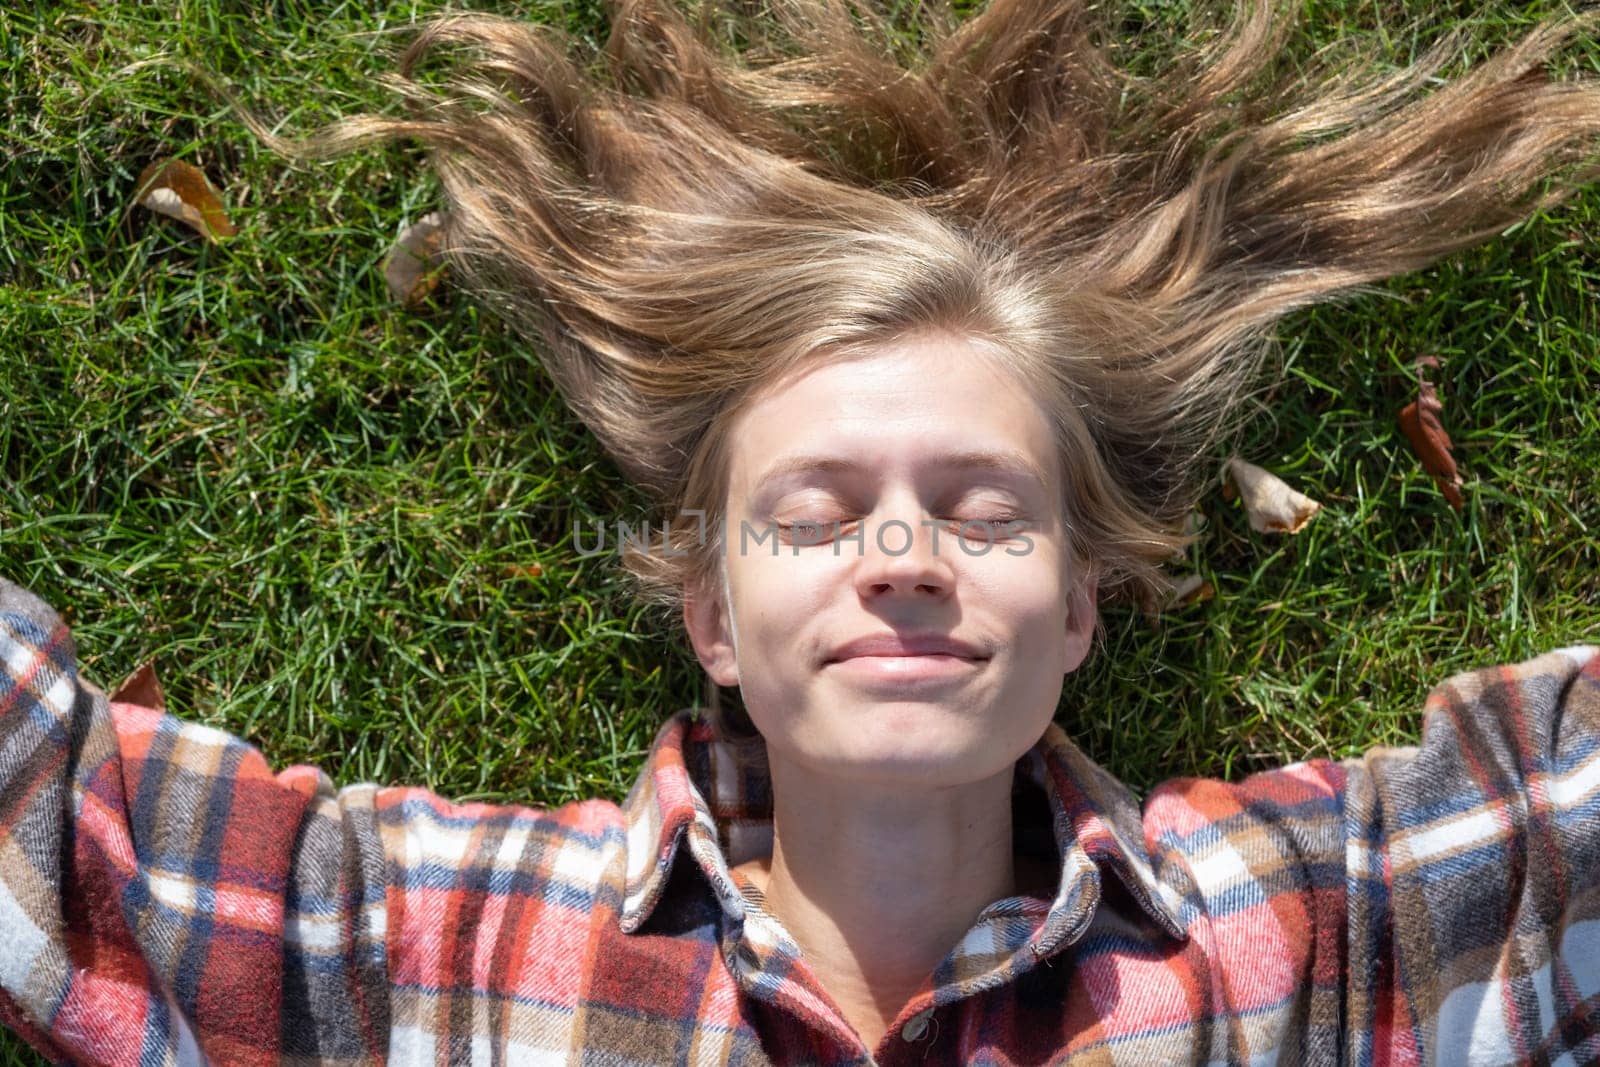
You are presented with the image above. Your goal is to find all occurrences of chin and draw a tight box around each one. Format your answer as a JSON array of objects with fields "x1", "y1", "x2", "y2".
[{"x1": 796, "y1": 699, "x2": 1028, "y2": 784}]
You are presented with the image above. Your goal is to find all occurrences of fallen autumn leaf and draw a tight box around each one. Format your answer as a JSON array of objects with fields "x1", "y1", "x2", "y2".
[
  {"x1": 1222, "y1": 456, "x2": 1321, "y2": 534},
  {"x1": 109, "y1": 661, "x2": 167, "y2": 713},
  {"x1": 134, "y1": 158, "x2": 236, "y2": 243},
  {"x1": 383, "y1": 211, "x2": 451, "y2": 307},
  {"x1": 1136, "y1": 571, "x2": 1216, "y2": 628},
  {"x1": 1397, "y1": 356, "x2": 1464, "y2": 511},
  {"x1": 1169, "y1": 574, "x2": 1215, "y2": 607}
]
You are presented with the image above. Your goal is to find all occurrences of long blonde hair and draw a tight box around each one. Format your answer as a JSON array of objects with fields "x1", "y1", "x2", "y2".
[{"x1": 231, "y1": 0, "x2": 1600, "y2": 620}]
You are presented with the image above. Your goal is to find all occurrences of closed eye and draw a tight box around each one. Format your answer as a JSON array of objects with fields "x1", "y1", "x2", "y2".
[
  {"x1": 773, "y1": 517, "x2": 1029, "y2": 546},
  {"x1": 943, "y1": 515, "x2": 1025, "y2": 536}
]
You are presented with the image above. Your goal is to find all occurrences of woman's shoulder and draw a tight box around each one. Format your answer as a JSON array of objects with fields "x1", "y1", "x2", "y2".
[
  {"x1": 0, "y1": 572, "x2": 635, "y2": 889},
  {"x1": 1139, "y1": 643, "x2": 1600, "y2": 863},
  {"x1": 371, "y1": 783, "x2": 630, "y2": 875},
  {"x1": 0, "y1": 574, "x2": 54, "y2": 620}
]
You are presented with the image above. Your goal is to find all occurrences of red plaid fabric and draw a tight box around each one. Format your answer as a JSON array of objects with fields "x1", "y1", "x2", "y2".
[{"x1": 3, "y1": 574, "x2": 1600, "y2": 1065}]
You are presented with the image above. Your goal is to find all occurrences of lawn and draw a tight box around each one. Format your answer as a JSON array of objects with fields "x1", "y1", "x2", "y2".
[{"x1": 2, "y1": 0, "x2": 1599, "y2": 1060}]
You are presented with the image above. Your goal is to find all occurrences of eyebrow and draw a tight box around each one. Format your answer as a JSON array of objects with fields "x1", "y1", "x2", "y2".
[{"x1": 749, "y1": 449, "x2": 1052, "y2": 496}]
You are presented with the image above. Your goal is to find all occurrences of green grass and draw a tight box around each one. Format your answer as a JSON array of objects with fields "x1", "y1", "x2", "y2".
[{"x1": 2, "y1": 0, "x2": 1599, "y2": 1060}]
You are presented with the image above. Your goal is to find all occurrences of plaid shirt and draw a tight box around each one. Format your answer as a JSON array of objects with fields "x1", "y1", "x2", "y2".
[{"x1": 3, "y1": 575, "x2": 1600, "y2": 1066}]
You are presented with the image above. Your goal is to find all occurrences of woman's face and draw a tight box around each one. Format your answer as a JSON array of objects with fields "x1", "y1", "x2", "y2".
[{"x1": 683, "y1": 331, "x2": 1097, "y2": 787}]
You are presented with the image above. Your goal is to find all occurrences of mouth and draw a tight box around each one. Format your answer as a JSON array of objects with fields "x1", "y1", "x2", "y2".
[
  {"x1": 823, "y1": 632, "x2": 988, "y2": 664},
  {"x1": 819, "y1": 633, "x2": 992, "y2": 694},
  {"x1": 822, "y1": 651, "x2": 989, "y2": 664},
  {"x1": 822, "y1": 651, "x2": 987, "y2": 684}
]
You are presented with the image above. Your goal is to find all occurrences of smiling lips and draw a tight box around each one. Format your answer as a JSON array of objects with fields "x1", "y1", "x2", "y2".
[{"x1": 822, "y1": 633, "x2": 988, "y2": 684}]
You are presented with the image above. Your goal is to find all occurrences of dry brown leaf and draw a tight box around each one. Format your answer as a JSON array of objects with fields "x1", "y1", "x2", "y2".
[
  {"x1": 1136, "y1": 571, "x2": 1214, "y2": 626},
  {"x1": 383, "y1": 212, "x2": 450, "y2": 307},
  {"x1": 1222, "y1": 457, "x2": 1321, "y2": 534},
  {"x1": 1397, "y1": 356, "x2": 1464, "y2": 511},
  {"x1": 1166, "y1": 509, "x2": 1208, "y2": 563},
  {"x1": 1169, "y1": 574, "x2": 1215, "y2": 608},
  {"x1": 504, "y1": 562, "x2": 544, "y2": 580},
  {"x1": 134, "y1": 158, "x2": 236, "y2": 243},
  {"x1": 110, "y1": 660, "x2": 167, "y2": 713}
]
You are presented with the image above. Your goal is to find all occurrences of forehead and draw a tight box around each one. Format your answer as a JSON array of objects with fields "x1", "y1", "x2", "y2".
[{"x1": 726, "y1": 334, "x2": 1061, "y2": 494}]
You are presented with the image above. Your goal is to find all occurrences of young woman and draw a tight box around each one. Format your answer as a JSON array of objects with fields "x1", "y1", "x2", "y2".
[{"x1": 4, "y1": 0, "x2": 1600, "y2": 1063}]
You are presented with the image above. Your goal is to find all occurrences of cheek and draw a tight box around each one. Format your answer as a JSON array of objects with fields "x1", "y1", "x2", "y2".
[
  {"x1": 727, "y1": 554, "x2": 838, "y2": 643},
  {"x1": 969, "y1": 555, "x2": 1070, "y2": 623}
]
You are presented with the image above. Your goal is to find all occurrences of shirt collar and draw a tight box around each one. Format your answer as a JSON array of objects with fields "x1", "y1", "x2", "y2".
[{"x1": 617, "y1": 709, "x2": 1188, "y2": 947}]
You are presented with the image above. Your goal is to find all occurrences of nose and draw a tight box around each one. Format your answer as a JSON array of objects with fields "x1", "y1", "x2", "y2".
[{"x1": 852, "y1": 500, "x2": 956, "y2": 601}]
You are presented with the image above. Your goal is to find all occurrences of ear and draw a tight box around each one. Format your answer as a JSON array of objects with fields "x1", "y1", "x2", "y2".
[
  {"x1": 1062, "y1": 569, "x2": 1098, "y2": 675},
  {"x1": 682, "y1": 576, "x2": 740, "y2": 687}
]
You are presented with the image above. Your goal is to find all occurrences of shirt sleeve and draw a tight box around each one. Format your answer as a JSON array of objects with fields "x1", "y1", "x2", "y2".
[
  {"x1": 1340, "y1": 643, "x2": 1600, "y2": 1063},
  {"x1": 1144, "y1": 644, "x2": 1600, "y2": 1064},
  {"x1": 0, "y1": 576, "x2": 391, "y2": 1066}
]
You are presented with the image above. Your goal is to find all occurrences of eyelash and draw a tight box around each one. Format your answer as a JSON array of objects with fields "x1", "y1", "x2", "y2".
[{"x1": 776, "y1": 515, "x2": 1025, "y2": 539}]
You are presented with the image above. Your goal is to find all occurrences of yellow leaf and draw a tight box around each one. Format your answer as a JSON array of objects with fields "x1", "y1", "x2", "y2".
[
  {"x1": 383, "y1": 212, "x2": 450, "y2": 307},
  {"x1": 1169, "y1": 573, "x2": 1215, "y2": 607},
  {"x1": 1136, "y1": 571, "x2": 1214, "y2": 627},
  {"x1": 1222, "y1": 457, "x2": 1321, "y2": 534},
  {"x1": 134, "y1": 158, "x2": 236, "y2": 243}
]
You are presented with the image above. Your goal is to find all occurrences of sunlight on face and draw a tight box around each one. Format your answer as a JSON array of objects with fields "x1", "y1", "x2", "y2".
[{"x1": 687, "y1": 331, "x2": 1097, "y2": 787}]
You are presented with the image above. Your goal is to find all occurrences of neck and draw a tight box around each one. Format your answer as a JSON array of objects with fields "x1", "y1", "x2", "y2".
[{"x1": 742, "y1": 755, "x2": 1019, "y2": 1050}]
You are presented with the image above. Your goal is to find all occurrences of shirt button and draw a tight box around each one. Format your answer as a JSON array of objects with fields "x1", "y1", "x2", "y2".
[
  {"x1": 901, "y1": 1008, "x2": 933, "y2": 1042},
  {"x1": 736, "y1": 943, "x2": 761, "y2": 971}
]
